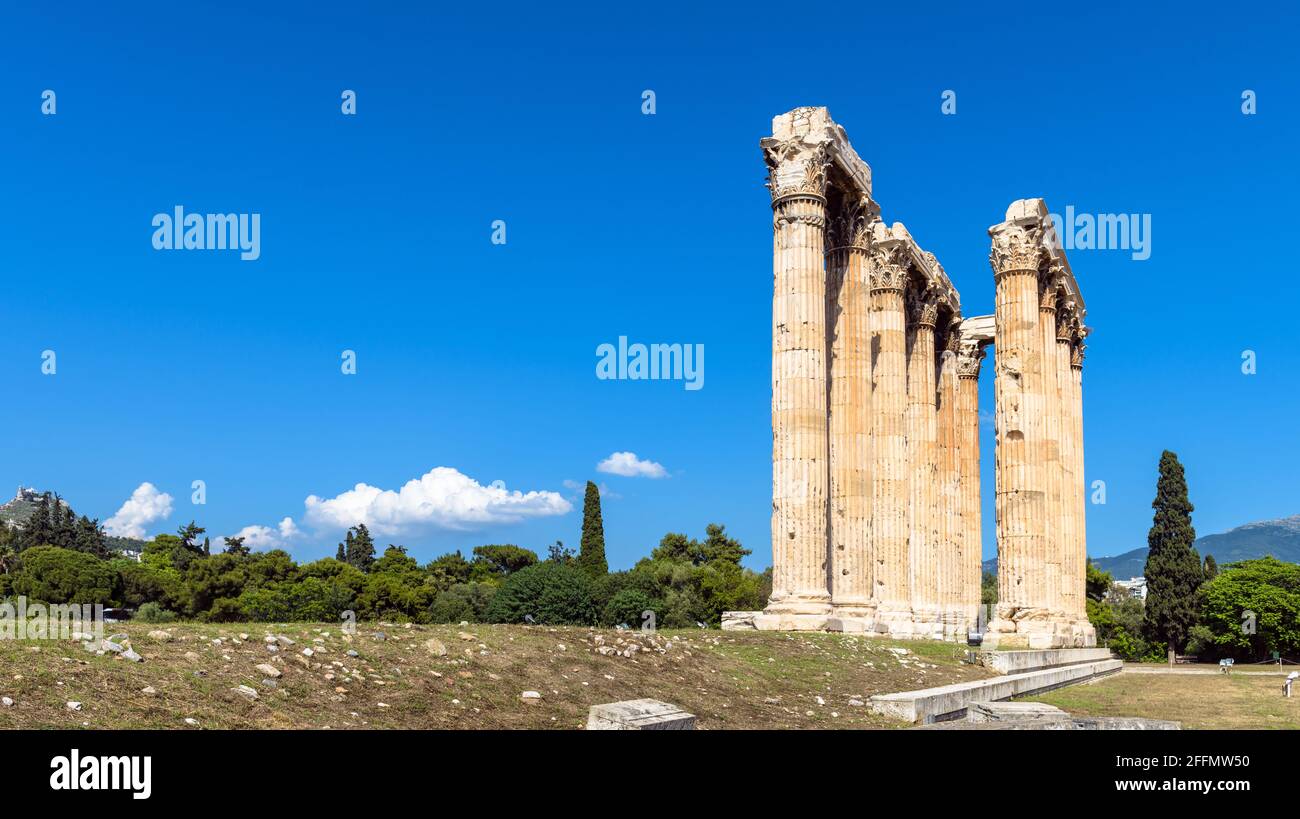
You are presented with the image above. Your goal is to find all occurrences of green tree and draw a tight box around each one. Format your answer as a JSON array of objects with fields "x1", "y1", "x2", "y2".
[
  {"x1": 471, "y1": 544, "x2": 538, "y2": 577},
  {"x1": 981, "y1": 570, "x2": 998, "y2": 607},
  {"x1": 9, "y1": 546, "x2": 116, "y2": 605},
  {"x1": 343, "y1": 524, "x2": 376, "y2": 572},
  {"x1": 486, "y1": 561, "x2": 598, "y2": 625},
  {"x1": 1203, "y1": 554, "x2": 1218, "y2": 581},
  {"x1": 577, "y1": 481, "x2": 608, "y2": 577},
  {"x1": 1198, "y1": 557, "x2": 1300, "y2": 660},
  {"x1": 1086, "y1": 562, "x2": 1113, "y2": 601},
  {"x1": 1142, "y1": 450, "x2": 1203, "y2": 657},
  {"x1": 223, "y1": 536, "x2": 250, "y2": 557}
]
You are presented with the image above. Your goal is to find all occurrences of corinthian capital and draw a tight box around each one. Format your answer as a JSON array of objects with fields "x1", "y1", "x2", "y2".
[
  {"x1": 1071, "y1": 341, "x2": 1086, "y2": 369},
  {"x1": 763, "y1": 138, "x2": 830, "y2": 204},
  {"x1": 907, "y1": 285, "x2": 941, "y2": 328},
  {"x1": 869, "y1": 240, "x2": 908, "y2": 292},
  {"x1": 827, "y1": 195, "x2": 877, "y2": 250},
  {"x1": 988, "y1": 223, "x2": 1044, "y2": 277},
  {"x1": 957, "y1": 337, "x2": 988, "y2": 379}
]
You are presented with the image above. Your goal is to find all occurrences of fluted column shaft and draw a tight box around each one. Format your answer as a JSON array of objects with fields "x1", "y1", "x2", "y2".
[
  {"x1": 1056, "y1": 333, "x2": 1077, "y2": 617},
  {"x1": 935, "y1": 338, "x2": 962, "y2": 629},
  {"x1": 828, "y1": 239, "x2": 874, "y2": 616},
  {"x1": 991, "y1": 236, "x2": 1045, "y2": 614},
  {"x1": 956, "y1": 356, "x2": 984, "y2": 626},
  {"x1": 1039, "y1": 287, "x2": 1062, "y2": 614},
  {"x1": 869, "y1": 249, "x2": 910, "y2": 619},
  {"x1": 907, "y1": 295, "x2": 939, "y2": 627},
  {"x1": 769, "y1": 192, "x2": 831, "y2": 613},
  {"x1": 1071, "y1": 347, "x2": 1087, "y2": 617}
]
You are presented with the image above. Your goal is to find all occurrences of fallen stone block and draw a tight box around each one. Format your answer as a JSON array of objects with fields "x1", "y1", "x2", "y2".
[{"x1": 586, "y1": 699, "x2": 695, "y2": 730}]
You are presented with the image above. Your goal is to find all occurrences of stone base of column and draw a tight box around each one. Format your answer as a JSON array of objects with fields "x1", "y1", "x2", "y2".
[
  {"x1": 940, "y1": 607, "x2": 970, "y2": 640},
  {"x1": 753, "y1": 593, "x2": 833, "y2": 631},
  {"x1": 908, "y1": 605, "x2": 947, "y2": 640},
  {"x1": 983, "y1": 605, "x2": 1096, "y2": 649}
]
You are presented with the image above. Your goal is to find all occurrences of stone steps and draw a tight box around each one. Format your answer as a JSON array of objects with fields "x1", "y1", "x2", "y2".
[
  {"x1": 976, "y1": 647, "x2": 1113, "y2": 674},
  {"x1": 870, "y1": 658, "x2": 1122, "y2": 724}
]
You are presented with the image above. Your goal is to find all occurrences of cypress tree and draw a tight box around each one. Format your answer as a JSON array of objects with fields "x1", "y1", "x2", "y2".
[
  {"x1": 336, "y1": 543, "x2": 346, "y2": 562},
  {"x1": 1142, "y1": 450, "x2": 1202, "y2": 660},
  {"x1": 577, "y1": 481, "x2": 608, "y2": 577},
  {"x1": 1203, "y1": 554, "x2": 1218, "y2": 581}
]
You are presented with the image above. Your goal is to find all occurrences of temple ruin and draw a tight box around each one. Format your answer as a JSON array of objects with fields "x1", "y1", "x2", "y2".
[{"x1": 748, "y1": 107, "x2": 1094, "y2": 649}]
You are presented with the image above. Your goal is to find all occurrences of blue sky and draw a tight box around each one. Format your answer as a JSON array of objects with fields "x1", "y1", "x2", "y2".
[{"x1": 1, "y1": 2, "x2": 1297, "y2": 569}]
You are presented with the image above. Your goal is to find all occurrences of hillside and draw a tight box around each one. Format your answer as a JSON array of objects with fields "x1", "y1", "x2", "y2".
[
  {"x1": 979, "y1": 515, "x2": 1300, "y2": 580},
  {"x1": 0, "y1": 623, "x2": 993, "y2": 729}
]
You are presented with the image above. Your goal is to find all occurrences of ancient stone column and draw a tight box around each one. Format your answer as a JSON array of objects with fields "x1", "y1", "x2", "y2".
[
  {"x1": 763, "y1": 143, "x2": 832, "y2": 623},
  {"x1": 1039, "y1": 274, "x2": 1063, "y2": 615},
  {"x1": 988, "y1": 219, "x2": 1047, "y2": 641},
  {"x1": 828, "y1": 197, "x2": 876, "y2": 622},
  {"x1": 1055, "y1": 307, "x2": 1078, "y2": 620},
  {"x1": 869, "y1": 238, "x2": 912, "y2": 632},
  {"x1": 1071, "y1": 340, "x2": 1090, "y2": 622},
  {"x1": 906, "y1": 286, "x2": 941, "y2": 634},
  {"x1": 957, "y1": 337, "x2": 987, "y2": 628},
  {"x1": 935, "y1": 323, "x2": 963, "y2": 635}
]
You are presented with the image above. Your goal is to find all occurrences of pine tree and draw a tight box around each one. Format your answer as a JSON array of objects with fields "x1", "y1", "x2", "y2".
[
  {"x1": 577, "y1": 481, "x2": 608, "y2": 577},
  {"x1": 1142, "y1": 450, "x2": 1202, "y2": 659},
  {"x1": 348, "y1": 524, "x2": 376, "y2": 572}
]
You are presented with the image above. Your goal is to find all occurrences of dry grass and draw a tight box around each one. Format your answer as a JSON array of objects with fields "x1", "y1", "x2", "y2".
[
  {"x1": 0, "y1": 622, "x2": 995, "y2": 729},
  {"x1": 1026, "y1": 669, "x2": 1300, "y2": 729}
]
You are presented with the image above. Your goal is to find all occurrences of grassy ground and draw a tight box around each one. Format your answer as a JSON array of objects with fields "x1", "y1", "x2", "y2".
[
  {"x1": 0, "y1": 622, "x2": 994, "y2": 729},
  {"x1": 1026, "y1": 670, "x2": 1300, "y2": 729}
]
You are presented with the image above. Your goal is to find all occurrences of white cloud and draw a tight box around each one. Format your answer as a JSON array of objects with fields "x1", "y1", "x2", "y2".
[
  {"x1": 302, "y1": 467, "x2": 572, "y2": 536},
  {"x1": 104, "y1": 482, "x2": 174, "y2": 539},
  {"x1": 596, "y1": 451, "x2": 668, "y2": 479},
  {"x1": 214, "y1": 517, "x2": 303, "y2": 552}
]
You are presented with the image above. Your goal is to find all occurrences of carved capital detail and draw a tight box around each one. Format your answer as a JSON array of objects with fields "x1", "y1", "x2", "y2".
[
  {"x1": 989, "y1": 224, "x2": 1044, "y2": 277},
  {"x1": 764, "y1": 140, "x2": 830, "y2": 204},
  {"x1": 907, "y1": 285, "x2": 941, "y2": 328},
  {"x1": 827, "y1": 195, "x2": 876, "y2": 250},
  {"x1": 1071, "y1": 342, "x2": 1086, "y2": 369},
  {"x1": 869, "y1": 241, "x2": 908, "y2": 293},
  {"x1": 957, "y1": 337, "x2": 988, "y2": 379}
]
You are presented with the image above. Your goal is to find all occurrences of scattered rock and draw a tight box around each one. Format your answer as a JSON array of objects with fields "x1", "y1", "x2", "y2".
[
  {"x1": 147, "y1": 630, "x2": 173, "y2": 642},
  {"x1": 183, "y1": 717, "x2": 199, "y2": 727},
  {"x1": 521, "y1": 691, "x2": 542, "y2": 704},
  {"x1": 66, "y1": 701, "x2": 82, "y2": 712},
  {"x1": 424, "y1": 638, "x2": 447, "y2": 656},
  {"x1": 232, "y1": 685, "x2": 259, "y2": 700},
  {"x1": 141, "y1": 687, "x2": 157, "y2": 696},
  {"x1": 184, "y1": 651, "x2": 200, "y2": 662},
  {"x1": 255, "y1": 663, "x2": 281, "y2": 678},
  {"x1": 373, "y1": 632, "x2": 387, "y2": 641},
  {"x1": 122, "y1": 649, "x2": 144, "y2": 663},
  {"x1": 1, "y1": 697, "x2": 12, "y2": 707},
  {"x1": 346, "y1": 649, "x2": 359, "y2": 658}
]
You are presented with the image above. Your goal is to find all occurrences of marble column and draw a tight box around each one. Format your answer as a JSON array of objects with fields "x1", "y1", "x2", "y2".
[
  {"x1": 1039, "y1": 275, "x2": 1063, "y2": 615},
  {"x1": 935, "y1": 323, "x2": 963, "y2": 635},
  {"x1": 763, "y1": 147, "x2": 832, "y2": 623},
  {"x1": 906, "y1": 286, "x2": 940, "y2": 634},
  {"x1": 828, "y1": 198, "x2": 875, "y2": 621},
  {"x1": 869, "y1": 240, "x2": 912, "y2": 631},
  {"x1": 988, "y1": 221, "x2": 1047, "y2": 639},
  {"x1": 1071, "y1": 340, "x2": 1091, "y2": 623},
  {"x1": 1055, "y1": 309, "x2": 1077, "y2": 620},
  {"x1": 957, "y1": 339, "x2": 987, "y2": 628}
]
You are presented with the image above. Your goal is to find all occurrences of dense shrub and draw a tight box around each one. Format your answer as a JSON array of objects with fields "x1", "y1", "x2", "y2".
[
  {"x1": 602, "y1": 588, "x2": 658, "y2": 628},
  {"x1": 134, "y1": 601, "x2": 178, "y2": 623},
  {"x1": 10, "y1": 546, "x2": 116, "y2": 605},
  {"x1": 486, "y1": 561, "x2": 598, "y2": 625}
]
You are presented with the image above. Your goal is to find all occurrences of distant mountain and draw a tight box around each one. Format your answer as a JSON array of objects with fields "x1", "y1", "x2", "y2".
[
  {"x1": 0, "y1": 486, "x2": 45, "y2": 529},
  {"x1": 1, "y1": 486, "x2": 146, "y2": 557},
  {"x1": 983, "y1": 515, "x2": 1300, "y2": 581}
]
